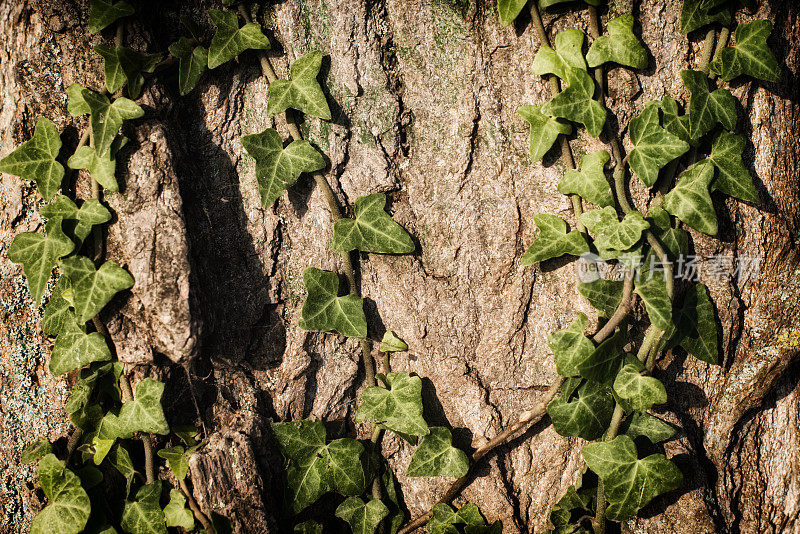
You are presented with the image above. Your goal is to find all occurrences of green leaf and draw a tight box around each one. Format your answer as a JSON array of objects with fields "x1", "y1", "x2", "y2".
[
  {"x1": 518, "y1": 105, "x2": 572, "y2": 162},
  {"x1": 267, "y1": 50, "x2": 332, "y2": 120},
  {"x1": 50, "y1": 330, "x2": 112, "y2": 375},
  {"x1": 407, "y1": 427, "x2": 468, "y2": 478},
  {"x1": 558, "y1": 150, "x2": 613, "y2": 207},
  {"x1": 624, "y1": 412, "x2": 676, "y2": 443},
  {"x1": 164, "y1": 489, "x2": 194, "y2": 531},
  {"x1": 708, "y1": 131, "x2": 758, "y2": 203},
  {"x1": 429, "y1": 502, "x2": 486, "y2": 534},
  {"x1": 577, "y1": 329, "x2": 626, "y2": 385},
  {"x1": 208, "y1": 9, "x2": 270, "y2": 69},
  {"x1": 681, "y1": 70, "x2": 737, "y2": 140},
  {"x1": 465, "y1": 521, "x2": 503, "y2": 533},
  {"x1": 335, "y1": 497, "x2": 390, "y2": 534},
  {"x1": 586, "y1": 15, "x2": 647, "y2": 69},
  {"x1": 90, "y1": 436, "x2": 114, "y2": 465},
  {"x1": 41, "y1": 195, "x2": 113, "y2": 243},
  {"x1": 548, "y1": 380, "x2": 615, "y2": 440},
  {"x1": 541, "y1": 68, "x2": 607, "y2": 137},
  {"x1": 578, "y1": 278, "x2": 623, "y2": 317},
  {"x1": 66, "y1": 362, "x2": 122, "y2": 415},
  {"x1": 157, "y1": 446, "x2": 190, "y2": 479},
  {"x1": 680, "y1": 0, "x2": 730, "y2": 34},
  {"x1": 677, "y1": 283, "x2": 719, "y2": 364},
  {"x1": 294, "y1": 521, "x2": 323, "y2": 534},
  {"x1": 94, "y1": 45, "x2": 162, "y2": 98},
  {"x1": 628, "y1": 102, "x2": 690, "y2": 187},
  {"x1": 664, "y1": 160, "x2": 717, "y2": 235},
  {"x1": 497, "y1": 0, "x2": 528, "y2": 26},
  {"x1": 8, "y1": 220, "x2": 75, "y2": 302},
  {"x1": 30, "y1": 454, "x2": 91, "y2": 534},
  {"x1": 580, "y1": 207, "x2": 649, "y2": 252},
  {"x1": 581, "y1": 435, "x2": 682, "y2": 520},
  {"x1": 521, "y1": 214, "x2": 590, "y2": 265},
  {"x1": 659, "y1": 96, "x2": 693, "y2": 146},
  {"x1": 67, "y1": 84, "x2": 91, "y2": 117},
  {"x1": 168, "y1": 37, "x2": 209, "y2": 96},
  {"x1": 299, "y1": 267, "x2": 367, "y2": 339},
  {"x1": 88, "y1": 0, "x2": 134, "y2": 34},
  {"x1": 548, "y1": 313, "x2": 595, "y2": 377},
  {"x1": 0, "y1": 117, "x2": 64, "y2": 200},
  {"x1": 67, "y1": 136, "x2": 128, "y2": 192},
  {"x1": 75, "y1": 465, "x2": 103, "y2": 490},
  {"x1": 241, "y1": 128, "x2": 325, "y2": 208},
  {"x1": 82, "y1": 89, "x2": 144, "y2": 156},
  {"x1": 121, "y1": 482, "x2": 166, "y2": 534},
  {"x1": 710, "y1": 20, "x2": 779, "y2": 82},
  {"x1": 380, "y1": 331, "x2": 408, "y2": 353},
  {"x1": 109, "y1": 444, "x2": 137, "y2": 493},
  {"x1": 355, "y1": 372, "x2": 429, "y2": 437},
  {"x1": 382, "y1": 469, "x2": 404, "y2": 534},
  {"x1": 333, "y1": 193, "x2": 414, "y2": 254},
  {"x1": 634, "y1": 272, "x2": 672, "y2": 331},
  {"x1": 613, "y1": 361, "x2": 667, "y2": 412},
  {"x1": 21, "y1": 437, "x2": 53, "y2": 464},
  {"x1": 119, "y1": 378, "x2": 170, "y2": 436},
  {"x1": 532, "y1": 30, "x2": 587, "y2": 81},
  {"x1": 60, "y1": 256, "x2": 134, "y2": 323}
]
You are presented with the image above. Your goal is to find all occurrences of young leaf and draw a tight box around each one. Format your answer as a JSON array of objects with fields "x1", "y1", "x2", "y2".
[
  {"x1": 634, "y1": 273, "x2": 673, "y2": 331},
  {"x1": 241, "y1": 128, "x2": 325, "y2": 208},
  {"x1": 88, "y1": 0, "x2": 135, "y2": 34},
  {"x1": 663, "y1": 160, "x2": 717, "y2": 235},
  {"x1": 41, "y1": 195, "x2": 113, "y2": 243},
  {"x1": 332, "y1": 193, "x2": 414, "y2": 254},
  {"x1": 208, "y1": 9, "x2": 270, "y2": 69},
  {"x1": 30, "y1": 454, "x2": 91, "y2": 534},
  {"x1": 60, "y1": 256, "x2": 134, "y2": 323},
  {"x1": 299, "y1": 267, "x2": 367, "y2": 339},
  {"x1": 586, "y1": 15, "x2": 647, "y2": 69},
  {"x1": 67, "y1": 84, "x2": 91, "y2": 117},
  {"x1": 168, "y1": 37, "x2": 209, "y2": 96},
  {"x1": 21, "y1": 438, "x2": 53, "y2": 464},
  {"x1": 407, "y1": 427, "x2": 469, "y2": 478},
  {"x1": 0, "y1": 117, "x2": 64, "y2": 200},
  {"x1": 548, "y1": 313, "x2": 595, "y2": 377},
  {"x1": 628, "y1": 102, "x2": 689, "y2": 187},
  {"x1": 94, "y1": 45, "x2": 162, "y2": 98},
  {"x1": 521, "y1": 214, "x2": 590, "y2": 265},
  {"x1": 497, "y1": 0, "x2": 528, "y2": 26},
  {"x1": 677, "y1": 283, "x2": 719, "y2": 365},
  {"x1": 50, "y1": 330, "x2": 112, "y2": 376},
  {"x1": 580, "y1": 207, "x2": 649, "y2": 252},
  {"x1": 157, "y1": 446, "x2": 190, "y2": 479},
  {"x1": 335, "y1": 497, "x2": 390, "y2": 534},
  {"x1": 581, "y1": 435, "x2": 682, "y2": 520},
  {"x1": 119, "y1": 378, "x2": 170, "y2": 436},
  {"x1": 541, "y1": 68, "x2": 607, "y2": 137},
  {"x1": 577, "y1": 328, "x2": 626, "y2": 385},
  {"x1": 681, "y1": 70, "x2": 737, "y2": 140},
  {"x1": 710, "y1": 20, "x2": 779, "y2": 82},
  {"x1": 548, "y1": 380, "x2": 615, "y2": 440},
  {"x1": 518, "y1": 105, "x2": 572, "y2": 162},
  {"x1": 380, "y1": 331, "x2": 408, "y2": 353},
  {"x1": 8, "y1": 220, "x2": 75, "y2": 302},
  {"x1": 558, "y1": 150, "x2": 613, "y2": 207},
  {"x1": 624, "y1": 412, "x2": 676, "y2": 443},
  {"x1": 613, "y1": 361, "x2": 667, "y2": 412},
  {"x1": 708, "y1": 131, "x2": 758, "y2": 203},
  {"x1": 121, "y1": 481, "x2": 166, "y2": 534},
  {"x1": 355, "y1": 372, "x2": 429, "y2": 437},
  {"x1": 532, "y1": 30, "x2": 587, "y2": 81},
  {"x1": 680, "y1": 0, "x2": 730, "y2": 34},
  {"x1": 82, "y1": 89, "x2": 144, "y2": 156},
  {"x1": 267, "y1": 50, "x2": 332, "y2": 120},
  {"x1": 68, "y1": 136, "x2": 128, "y2": 193},
  {"x1": 578, "y1": 278, "x2": 623, "y2": 317},
  {"x1": 164, "y1": 489, "x2": 195, "y2": 530}
]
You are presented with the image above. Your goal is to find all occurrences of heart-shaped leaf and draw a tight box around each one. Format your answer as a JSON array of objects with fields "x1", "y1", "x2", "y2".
[
  {"x1": 680, "y1": 0, "x2": 730, "y2": 35},
  {"x1": 8, "y1": 220, "x2": 75, "y2": 302},
  {"x1": 30, "y1": 454, "x2": 91, "y2": 534},
  {"x1": 121, "y1": 481, "x2": 166, "y2": 534},
  {"x1": 299, "y1": 267, "x2": 367, "y2": 339},
  {"x1": 518, "y1": 105, "x2": 572, "y2": 162},
  {"x1": 708, "y1": 131, "x2": 758, "y2": 203},
  {"x1": 88, "y1": 0, "x2": 134, "y2": 34},
  {"x1": 94, "y1": 45, "x2": 162, "y2": 98},
  {"x1": 60, "y1": 256, "x2": 134, "y2": 323},
  {"x1": 407, "y1": 427, "x2": 468, "y2": 478},
  {"x1": 628, "y1": 102, "x2": 689, "y2": 187},
  {"x1": 332, "y1": 193, "x2": 414, "y2": 254},
  {"x1": 0, "y1": 117, "x2": 64, "y2": 200},
  {"x1": 558, "y1": 150, "x2": 613, "y2": 207},
  {"x1": 241, "y1": 127, "x2": 326, "y2": 208},
  {"x1": 497, "y1": 0, "x2": 529, "y2": 26},
  {"x1": 580, "y1": 207, "x2": 649, "y2": 252},
  {"x1": 50, "y1": 330, "x2": 112, "y2": 376},
  {"x1": 335, "y1": 497, "x2": 390, "y2": 534},
  {"x1": 521, "y1": 214, "x2": 590, "y2": 265},
  {"x1": 164, "y1": 489, "x2": 195, "y2": 530},
  {"x1": 208, "y1": 9, "x2": 270, "y2": 69},
  {"x1": 681, "y1": 70, "x2": 737, "y2": 140},
  {"x1": 548, "y1": 313, "x2": 595, "y2": 377},
  {"x1": 41, "y1": 195, "x2": 113, "y2": 244},
  {"x1": 355, "y1": 371, "x2": 429, "y2": 437},
  {"x1": 119, "y1": 378, "x2": 170, "y2": 436},
  {"x1": 532, "y1": 30, "x2": 587, "y2": 81},
  {"x1": 267, "y1": 50, "x2": 331, "y2": 120},
  {"x1": 710, "y1": 20, "x2": 779, "y2": 82},
  {"x1": 380, "y1": 331, "x2": 408, "y2": 353},
  {"x1": 624, "y1": 412, "x2": 676, "y2": 443},
  {"x1": 586, "y1": 15, "x2": 647, "y2": 69},
  {"x1": 613, "y1": 361, "x2": 667, "y2": 412},
  {"x1": 21, "y1": 438, "x2": 53, "y2": 464},
  {"x1": 548, "y1": 380, "x2": 615, "y2": 440},
  {"x1": 664, "y1": 160, "x2": 717, "y2": 235},
  {"x1": 677, "y1": 283, "x2": 719, "y2": 364},
  {"x1": 541, "y1": 68, "x2": 607, "y2": 137},
  {"x1": 157, "y1": 446, "x2": 191, "y2": 480},
  {"x1": 577, "y1": 328, "x2": 626, "y2": 385},
  {"x1": 68, "y1": 136, "x2": 128, "y2": 193},
  {"x1": 578, "y1": 278, "x2": 623, "y2": 317},
  {"x1": 82, "y1": 89, "x2": 144, "y2": 156},
  {"x1": 168, "y1": 37, "x2": 209, "y2": 96}
]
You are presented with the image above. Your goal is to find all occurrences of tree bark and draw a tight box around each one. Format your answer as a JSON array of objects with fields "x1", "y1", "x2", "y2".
[{"x1": 0, "y1": 0, "x2": 798, "y2": 533}]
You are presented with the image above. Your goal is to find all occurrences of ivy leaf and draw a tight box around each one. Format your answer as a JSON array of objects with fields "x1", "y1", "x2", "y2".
[
  {"x1": 109, "y1": 444, "x2": 137, "y2": 493},
  {"x1": 119, "y1": 378, "x2": 170, "y2": 436},
  {"x1": 382, "y1": 469, "x2": 405, "y2": 534},
  {"x1": 121, "y1": 481, "x2": 166, "y2": 534},
  {"x1": 558, "y1": 150, "x2": 613, "y2": 207},
  {"x1": 497, "y1": 0, "x2": 528, "y2": 26},
  {"x1": 548, "y1": 313, "x2": 595, "y2": 377},
  {"x1": 207, "y1": 9, "x2": 270, "y2": 69},
  {"x1": 355, "y1": 371, "x2": 429, "y2": 438},
  {"x1": 50, "y1": 330, "x2": 112, "y2": 376},
  {"x1": 680, "y1": 0, "x2": 730, "y2": 34},
  {"x1": 157, "y1": 446, "x2": 191, "y2": 479},
  {"x1": 299, "y1": 267, "x2": 367, "y2": 339},
  {"x1": 21, "y1": 438, "x2": 53, "y2": 464},
  {"x1": 659, "y1": 96, "x2": 693, "y2": 146},
  {"x1": 295, "y1": 521, "x2": 323, "y2": 534},
  {"x1": 82, "y1": 89, "x2": 144, "y2": 156},
  {"x1": 710, "y1": 20, "x2": 779, "y2": 82},
  {"x1": 267, "y1": 50, "x2": 331, "y2": 120},
  {"x1": 577, "y1": 329, "x2": 626, "y2": 385},
  {"x1": 429, "y1": 502, "x2": 486, "y2": 534},
  {"x1": 580, "y1": 207, "x2": 649, "y2": 252},
  {"x1": 521, "y1": 214, "x2": 590, "y2": 265},
  {"x1": 681, "y1": 70, "x2": 737, "y2": 140},
  {"x1": 380, "y1": 331, "x2": 408, "y2": 353},
  {"x1": 241, "y1": 128, "x2": 326, "y2": 208},
  {"x1": 88, "y1": 0, "x2": 135, "y2": 34},
  {"x1": 94, "y1": 45, "x2": 162, "y2": 98},
  {"x1": 332, "y1": 193, "x2": 414, "y2": 254},
  {"x1": 164, "y1": 489, "x2": 195, "y2": 531},
  {"x1": 664, "y1": 160, "x2": 717, "y2": 235},
  {"x1": 532, "y1": 30, "x2": 587, "y2": 81},
  {"x1": 548, "y1": 380, "x2": 615, "y2": 440},
  {"x1": 0, "y1": 117, "x2": 64, "y2": 200},
  {"x1": 60, "y1": 256, "x2": 134, "y2": 323},
  {"x1": 518, "y1": 105, "x2": 571, "y2": 162},
  {"x1": 613, "y1": 361, "x2": 667, "y2": 412},
  {"x1": 624, "y1": 412, "x2": 676, "y2": 443},
  {"x1": 168, "y1": 37, "x2": 209, "y2": 96},
  {"x1": 30, "y1": 454, "x2": 91, "y2": 534},
  {"x1": 581, "y1": 435, "x2": 682, "y2": 520},
  {"x1": 541, "y1": 68, "x2": 607, "y2": 137},
  {"x1": 677, "y1": 283, "x2": 719, "y2": 364},
  {"x1": 628, "y1": 102, "x2": 690, "y2": 187},
  {"x1": 8, "y1": 220, "x2": 75, "y2": 302},
  {"x1": 586, "y1": 15, "x2": 647, "y2": 69},
  {"x1": 67, "y1": 84, "x2": 91, "y2": 117},
  {"x1": 41, "y1": 195, "x2": 113, "y2": 244},
  {"x1": 335, "y1": 497, "x2": 390, "y2": 534},
  {"x1": 578, "y1": 278, "x2": 623, "y2": 317},
  {"x1": 708, "y1": 131, "x2": 758, "y2": 203},
  {"x1": 68, "y1": 136, "x2": 128, "y2": 193},
  {"x1": 634, "y1": 273, "x2": 672, "y2": 331},
  {"x1": 66, "y1": 362, "x2": 122, "y2": 416},
  {"x1": 407, "y1": 427, "x2": 469, "y2": 478}
]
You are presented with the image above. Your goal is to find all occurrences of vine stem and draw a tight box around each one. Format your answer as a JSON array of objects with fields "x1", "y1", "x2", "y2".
[
  {"x1": 698, "y1": 28, "x2": 717, "y2": 75},
  {"x1": 709, "y1": 27, "x2": 730, "y2": 81},
  {"x1": 179, "y1": 478, "x2": 215, "y2": 533}
]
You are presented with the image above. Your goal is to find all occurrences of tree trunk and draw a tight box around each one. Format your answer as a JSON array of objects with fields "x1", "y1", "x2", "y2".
[{"x1": 1, "y1": 0, "x2": 798, "y2": 532}]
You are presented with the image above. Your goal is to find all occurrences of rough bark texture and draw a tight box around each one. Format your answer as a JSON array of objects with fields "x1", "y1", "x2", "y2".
[{"x1": 0, "y1": 0, "x2": 798, "y2": 532}]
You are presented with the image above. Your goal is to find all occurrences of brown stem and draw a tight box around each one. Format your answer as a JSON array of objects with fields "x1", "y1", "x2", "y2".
[
  {"x1": 592, "y1": 272, "x2": 634, "y2": 344},
  {"x1": 179, "y1": 478, "x2": 215, "y2": 534}
]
